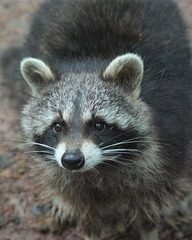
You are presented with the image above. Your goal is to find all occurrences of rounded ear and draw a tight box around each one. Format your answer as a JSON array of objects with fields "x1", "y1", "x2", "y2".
[
  {"x1": 103, "y1": 53, "x2": 144, "y2": 99},
  {"x1": 20, "y1": 57, "x2": 55, "y2": 95}
]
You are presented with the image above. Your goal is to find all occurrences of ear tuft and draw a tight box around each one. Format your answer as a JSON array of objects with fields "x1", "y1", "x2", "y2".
[
  {"x1": 20, "y1": 57, "x2": 55, "y2": 95},
  {"x1": 103, "y1": 53, "x2": 144, "y2": 99}
]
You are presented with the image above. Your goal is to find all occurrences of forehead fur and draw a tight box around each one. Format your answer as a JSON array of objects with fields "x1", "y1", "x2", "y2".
[{"x1": 21, "y1": 72, "x2": 152, "y2": 138}]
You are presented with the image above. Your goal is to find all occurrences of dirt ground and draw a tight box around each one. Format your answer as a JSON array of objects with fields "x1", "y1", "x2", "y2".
[{"x1": 0, "y1": 0, "x2": 192, "y2": 240}]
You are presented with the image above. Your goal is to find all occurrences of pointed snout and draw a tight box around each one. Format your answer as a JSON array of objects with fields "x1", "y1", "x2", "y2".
[{"x1": 61, "y1": 149, "x2": 85, "y2": 170}]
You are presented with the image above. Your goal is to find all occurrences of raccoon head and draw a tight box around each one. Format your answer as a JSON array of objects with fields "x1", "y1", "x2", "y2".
[{"x1": 20, "y1": 53, "x2": 155, "y2": 173}]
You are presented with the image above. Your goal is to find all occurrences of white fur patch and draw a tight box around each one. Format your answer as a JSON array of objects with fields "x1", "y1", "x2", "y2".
[
  {"x1": 62, "y1": 108, "x2": 73, "y2": 123},
  {"x1": 81, "y1": 141, "x2": 102, "y2": 171},
  {"x1": 81, "y1": 109, "x2": 92, "y2": 123},
  {"x1": 55, "y1": 142, "x2": 66, "y2": 167}
]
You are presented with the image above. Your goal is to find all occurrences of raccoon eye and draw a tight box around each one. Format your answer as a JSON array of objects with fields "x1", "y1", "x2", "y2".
[
  {"x1": 94, "y1": 122, "x2": 106, "y2": 131},
  {"x1": 52, "y1": 122, "x2": 62, "y2": 133}
]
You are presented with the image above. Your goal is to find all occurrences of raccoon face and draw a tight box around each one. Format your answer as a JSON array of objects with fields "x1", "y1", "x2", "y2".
[{"x1": 20, "y1": 53, "x2": 153, "y2": 172}]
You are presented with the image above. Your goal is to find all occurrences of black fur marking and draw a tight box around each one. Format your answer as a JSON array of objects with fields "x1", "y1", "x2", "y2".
[
  {"x1": 33, "y1": 118, "x2": 67, "y2": 159},
  {"x1": 85, "y1": 117, "x2": 146, "y2": 160}
]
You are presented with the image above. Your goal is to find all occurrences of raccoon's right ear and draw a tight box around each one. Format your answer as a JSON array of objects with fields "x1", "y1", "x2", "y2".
[
  {"x1": 20, "y1": 57, "x2": 55, "y2": 95},
  {"x1": 102, "y1": 53, "x2": 143, "y2": 99}
]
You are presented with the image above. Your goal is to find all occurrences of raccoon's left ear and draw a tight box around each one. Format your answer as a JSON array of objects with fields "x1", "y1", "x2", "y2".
[
  {"x1": 103, "y1": 53, "x2": 143, "y2": 99},
  {"x1": 20, "y1": 57, "x2": 55, "y2": 95}
]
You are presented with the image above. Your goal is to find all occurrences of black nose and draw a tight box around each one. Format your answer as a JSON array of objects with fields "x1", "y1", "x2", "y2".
[{"x1": 61, "y1": 149, "x2": 85, "y2": 170}]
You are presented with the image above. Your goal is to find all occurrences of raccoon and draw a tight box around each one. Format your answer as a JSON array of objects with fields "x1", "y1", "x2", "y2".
[{"x1": 18, "y1": 0, "x2": 192, "y2": 239}]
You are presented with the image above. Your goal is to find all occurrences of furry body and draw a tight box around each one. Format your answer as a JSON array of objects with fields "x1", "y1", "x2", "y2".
[{"x1": 18, "y1": 0, "x2": 192, "y2": 239}]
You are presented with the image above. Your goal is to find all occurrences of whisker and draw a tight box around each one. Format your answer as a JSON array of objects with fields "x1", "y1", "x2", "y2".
[
  {"x1": 102, "y1": 149, "x2": 142, "y2": 158},
  {"x1": 99, "y1": 132, "x2": 131, "y2": 147},
  {"x1": 0, "y1": 138, "x2": 29, "y2": 143},
  {"x1": 106, "y1": 158, "x2": 130, "y2": 168},
  {"x1": 100, "y1": 136, "x2": 141, "y2": 149},
  {"x1": 29, "y1": 154, "x2": 57, "y2": 163},
  {"x1": 22, "y1": 142, "x2": 55, "y2": 151},
  {"x1": 100, "y1": 161, "x2": 121, "y2": 171},
  {"x1": 100, "y1": 135, "x2": 171, "y2": 150},
  {"x1": 25, "y1": 150, "x2": 54, "y2": 155},
  {"x1": 100, "y1": 135, "x2": 152, "y2": 148},
  {"x1": 100, "y1": 137, "x2": 145, "y2": 150},
  {"x1": 102, "y1": 148, "x2": 142, "y2": 153},
  {"x1": 89, "y1": 167, "x2": 100, "y2": 175}
]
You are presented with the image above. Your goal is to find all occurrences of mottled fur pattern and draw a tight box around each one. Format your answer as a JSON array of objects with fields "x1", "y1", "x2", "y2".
[{"x1": 12, "y1": 0, "x2": 192, "y2": 239}]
